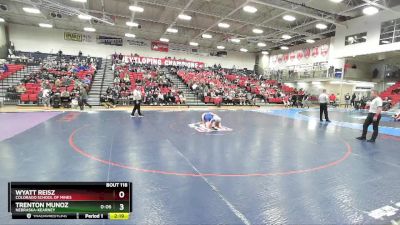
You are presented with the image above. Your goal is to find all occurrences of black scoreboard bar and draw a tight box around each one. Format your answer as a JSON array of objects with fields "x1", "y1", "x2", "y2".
[{"x1": 8, "y1": 182, "x2": 132, "y2": 220}]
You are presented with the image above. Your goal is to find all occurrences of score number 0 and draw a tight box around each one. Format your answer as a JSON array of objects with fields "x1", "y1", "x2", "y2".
[{"x1": 119, "y1": 191, "x2": 125, "y2": 211}]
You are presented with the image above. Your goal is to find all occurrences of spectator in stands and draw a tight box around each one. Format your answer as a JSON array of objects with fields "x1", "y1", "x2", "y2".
[
  {"x1": 329, "y1": 93, "x2": 337, "y2": 106},
  {"x1": 71, "y1": 96, "x2": 79, "y2": 109},
  {"x1": 2, "y1": 63, "x2": 8, "y2": 72},
  {"x1": 179, "y1": 92, "x2": 186, "y2": 104},
  {"x1": 5, "y1": 85, "x2": 17, "y2": 101},
  {"x1": 157, "y1": 92, "x2": 165, "y2": 105},
  {"x1": 114, "y1": 76, "x2": 120, "y2": 84},
  {"x1": 41, "y1": 88, "x2": 51, "y2": 109},
  {"x1": 61, "y1": 89, "x2": 71, "y2": 108},
  {"x1": 55, "y1": 78, "x2": 62, "y2": 87},
  {"x1": 283, "y1": 94, "x2": 290, "y2": 108},
  {"x1": 15, "y1": 83, "x2": 26, "y2": 94},
  {"x1": 52, "y1": 93, "x2": 61, "y2": 108},
  {"x1": 83, "y1": 75, "x2": 91, "y2": 85},
  {"x1": 382, "y1": 97, "x2": 392, "y2": 111},
  {"x1": 100, "y1": 93, "x2": 116, "y2": 109}
]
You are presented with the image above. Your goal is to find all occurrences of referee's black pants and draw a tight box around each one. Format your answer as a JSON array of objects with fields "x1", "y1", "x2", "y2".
[
  {"x1": 320, "y1": 103, "x2": 329, "y2": 121},
  {"x1": 131, "y1": 100, "x2": 142, "y2": 116},
  {"x1": 361, "y1": 113, "x2": 381, "y2": 141}
]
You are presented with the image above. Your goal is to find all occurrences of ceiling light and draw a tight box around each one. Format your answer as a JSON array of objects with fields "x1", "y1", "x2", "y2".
[
  {"x1": 218, "y1": 22, "x2": 230, "y2": 28},
  {"x1": 243, "y1": 5, "x2": 257, "y2": 13},
  {"x1": 253, "y1": 28, "x2": 263, "y2": 34},
  {"x1": 257, "y1": 42, "x2": 266, "y2": 47},
  {"x1": 83, "y1": 27, "x2": 95, "y2": 32},
  {"x1": 129, "y1": 5, "x2": 144, "y2": 12},
  {"x1": 38, "y1": 23, "x2": 52, "y2": 28},
  {"x1": 281, "y1": 46, "x2": 289, "y2": 50},
  {"x1": 202, "y1": 33, "x2": 212, "y2": 39},
  {"x1": 230, "y1": 38, "x2": 240, "y2": 43},
  {"x1": 166, "y1": 28, "x2": 178, "y2": 33},
  {"x1": 282, "y1": 34, "x2": 292, "y2": 39},
  {"x1": 217, "y1": 45, "x2": 225, "y2": 49},
  {"x1": 240, "y1": 48, "x2": 248, "y2": 52},
  {"x1": 160, "y1": 38, "x2": 169, "y2": 42},
  {"x1": 306, "y1": 39, "x2": 315, "y2": 43},
  {"x1": 316, "y1": 23, "x2": 328, "y2": 29},
  {"x1": 381, "y1": 40, "x2": 390, "y2": 44},
  {"x1": 78, "y1": 14, "x2": 92, "y2": 20},
  {"x1": 71, "y1": 0, "x2": 87, "y2": 2},
  {"x1": 283, "y1": 15, "x2": 296, "y2": 21},
  {"x1": 363, "y1": 6, "x2": 379, "y2": 15},
  {"x1": 262, "y1": 51, "x2": 269, "y2": 55},
  {"x1": 329, "y1": 0, "x2": 343, "y2": 2},
  {"x1": 23, "y1": 7, "x2": 40, "y2": 14},
  {"x1": 189, "y1": 42, "x2": 199, "y2": 46},
  {"x1": 125, "y1": 33, "x2": 136, "y2": 38},
  {"x1": 0, "y1": 18, "x2": 4, "y2": 23},
  {"x1": 178, "y1": 14, "x2": 192, "y2": 21},
  {"x1": 126, "y1": 21, "x2": 139, "y2": 27}
]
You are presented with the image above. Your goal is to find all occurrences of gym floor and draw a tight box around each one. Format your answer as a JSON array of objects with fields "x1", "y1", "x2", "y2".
[{"x1": 0, "y1": 108, "x2": 399, "y2": 225}]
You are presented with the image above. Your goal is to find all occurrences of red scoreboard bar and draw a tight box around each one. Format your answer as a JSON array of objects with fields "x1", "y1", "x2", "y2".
[{"x1": 8, "y1": 182, "x2": 132, "y2": 220}]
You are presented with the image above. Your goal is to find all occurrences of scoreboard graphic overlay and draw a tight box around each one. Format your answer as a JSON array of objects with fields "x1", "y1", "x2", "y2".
[{"x1": 8, "y1": 182, "x2": 132, "y2": 220}]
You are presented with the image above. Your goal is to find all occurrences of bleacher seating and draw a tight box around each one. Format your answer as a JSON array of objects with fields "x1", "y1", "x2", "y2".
[
  {"x1": 380, "y1": 81, "x2": 400, "y2": 105},
  {"x1": 0, "y1": 64, "x2": 25, "y2": 81},
  {"x1": 19, "y1": 67, "x2": 95, "y2": 104},
  {"x1": 110, "y1": 64, "x2": 183, "y2": 105}
]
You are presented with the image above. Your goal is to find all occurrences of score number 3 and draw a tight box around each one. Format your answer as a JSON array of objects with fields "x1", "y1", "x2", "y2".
[{"x1": 119, "y1": 191, "x2": 125, "y2": 211}]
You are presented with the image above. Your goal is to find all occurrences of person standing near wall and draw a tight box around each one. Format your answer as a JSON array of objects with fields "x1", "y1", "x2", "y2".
[
  {"x1": 318, "y1": 89, "x2": 331, "y2": 122},
  {"x1": 344, "y1": 93, "x2": 351, "y2": 109},
  {"x1": 79, "y1": 85, "x2": 92, "y2": 110},
  {"x1": 351, "y1": 93, "x2": 356, "y2": 108},
  {"x1": 131, "y1": 86, "x2": 143, "y2": 117},
  {"x1": 356, "y1": 90, "x2": 383, "y2": 142}
]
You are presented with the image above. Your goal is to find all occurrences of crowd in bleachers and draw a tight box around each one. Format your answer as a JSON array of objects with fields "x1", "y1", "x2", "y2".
[
  {"x1": 176, "y1": 66, "x2": 313, "y2": 106},
  {"x1": 5, "y1": 55, "x2": 98, "y2": 109},
  {"x1": 178, "y1": 69, "x2": 253, "y2": 105},
  {"x1": 102, "y1": 61, "x2": 187, "y2": 107}
]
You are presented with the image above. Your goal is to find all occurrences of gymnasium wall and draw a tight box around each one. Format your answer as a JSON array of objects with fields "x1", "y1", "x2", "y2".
[
  {"x1": 285, "y1": 82, "x2": 369, "y2": 100},
  {"x1": 333, "y1": 5, "x2": 400, "y2": 58},
  {"x1": 344, "y1": 61, "x2": 373, "y2": 81},
  {"x1": 8, "y1": 23, "x2": 256, "y2": 69},
  {"x1": 0, "y1": 24, "x2": 7, "y2": 59}
]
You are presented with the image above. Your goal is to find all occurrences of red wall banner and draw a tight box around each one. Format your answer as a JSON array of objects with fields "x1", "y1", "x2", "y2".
[
  {"x1": 125, "y1": 56, "x2": 205, "y2": 69},
  {"x1": 151, "y1": 41, "x2": 169, "y2": 52}
]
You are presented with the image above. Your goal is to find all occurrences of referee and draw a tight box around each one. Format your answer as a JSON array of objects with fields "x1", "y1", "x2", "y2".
[
  {"x1": 318, "y1": 89, "x2": 331, "y2": 122},
  {"x1": 356, "y1": 90, "x2": 382, "y2": 142},
  {"x1": 130, "y1": 86, "x2": 144, "y2": 117}
]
